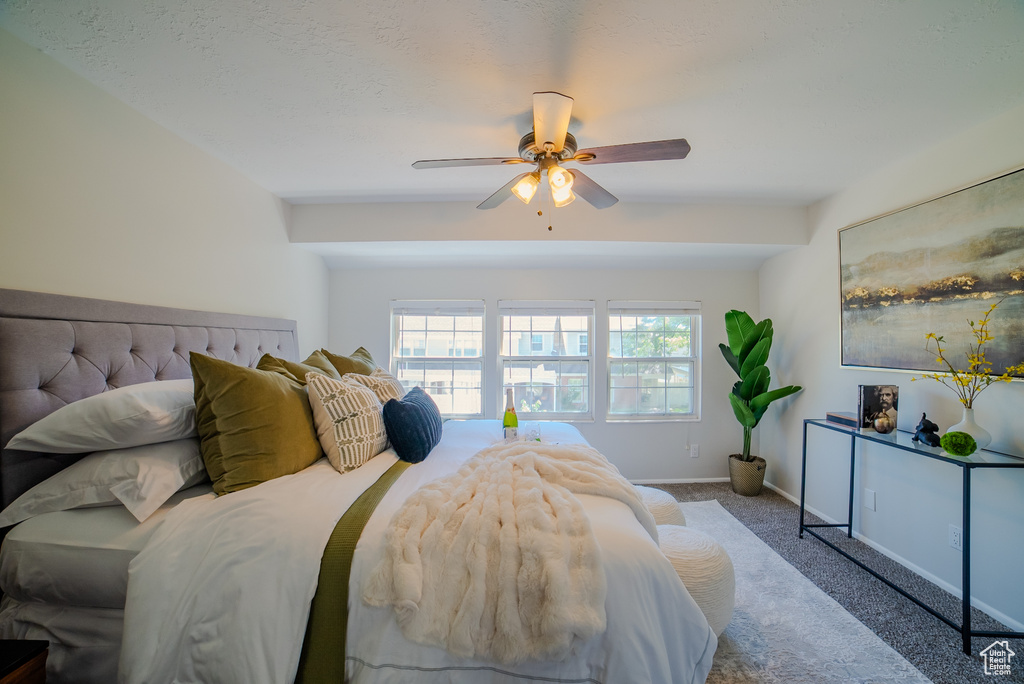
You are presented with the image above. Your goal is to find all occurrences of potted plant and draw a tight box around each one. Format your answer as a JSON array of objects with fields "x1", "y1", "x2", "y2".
[
  {"x1": 912, "y1": 299, "x2": 1024, "y2": 451},
  {"x1": 719, "y1": 310, "x2": 802, "y2": 495}
]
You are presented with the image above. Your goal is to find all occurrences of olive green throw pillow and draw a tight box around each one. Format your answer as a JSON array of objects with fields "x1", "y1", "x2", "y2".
[
  {"x1": 190, "y1": 352, "x2": 323, "y2": 495},
  {"x1": 321, "y1": 347, "x2": 377, "y2": 376},
  {"x1": 257, "y1": 350, "x2": 342, "y2": 385}
]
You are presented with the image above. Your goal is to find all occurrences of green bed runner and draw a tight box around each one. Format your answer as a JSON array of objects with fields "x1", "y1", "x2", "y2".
[{"x1": 296, "y1": 459, "x2": 412, "y2": 683}]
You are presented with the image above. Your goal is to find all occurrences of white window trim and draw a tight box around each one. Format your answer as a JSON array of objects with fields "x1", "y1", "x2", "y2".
[
  {"x1": 498, "y1": 300, "x2": 596, "y2": 422},
  {"x1": 390, "y1": 299, "x2": 486, "y2": 419},
  {"x1": 605, "y1": 301, "x2": 702, "y2": 423}
]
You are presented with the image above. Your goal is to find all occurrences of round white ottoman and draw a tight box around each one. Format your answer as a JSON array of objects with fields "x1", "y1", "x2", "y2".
[
  {"x1": 657, "y1": 524, "x2": 735, "y2": 636},
  {"x1": 635, "y1": 485, "x2": 686, "y2": 526}
]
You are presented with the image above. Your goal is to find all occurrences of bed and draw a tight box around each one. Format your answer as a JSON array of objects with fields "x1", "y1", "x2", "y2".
[{"x1": 0, "y1": 288, "x2": 717, "y2": 683}]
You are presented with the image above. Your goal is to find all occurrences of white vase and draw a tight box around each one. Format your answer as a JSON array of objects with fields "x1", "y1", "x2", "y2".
[{"x1": 948, "y1": 407, "x2": 991, "y2": 451}]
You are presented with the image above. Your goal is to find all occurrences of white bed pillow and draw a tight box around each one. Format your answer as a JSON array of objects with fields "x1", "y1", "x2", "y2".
[
  {"x1": 306, "y1": 373, "x2": 389, "y2": 473},
  {"x1": 0, "y1": 439, "x2": 207, "y2": 527},
  {"x1": 5, "y1": 379, "x2": 196, "y2": 453}
]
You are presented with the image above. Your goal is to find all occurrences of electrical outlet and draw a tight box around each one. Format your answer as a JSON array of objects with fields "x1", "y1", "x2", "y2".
[
  {"x1": 689, "y1": 443, "x2": 699, "y2": 459},
  {"x1": 863, "y1": 488, "x2": 876, "y2": 511},
  {"x1": 949, "y1": 525, "x2": 963, "y2": 551}
]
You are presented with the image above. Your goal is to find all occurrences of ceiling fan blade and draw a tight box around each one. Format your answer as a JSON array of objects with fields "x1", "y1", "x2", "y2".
[
  {"x1": 533, "y1": 91, "x2": 574, "y2": 153},
  {"x1": 477, "y1": 172, "x2": 532, "y2": 210},
  {"x1": 574, "y1": 138, "x2": 691, "y2": 165},
  {"x1": 569, "y1": 169, "x2": 618, "y2": 209},
  {"x1": 412, "y1": 157, "x2": 525, "y2": 169}
]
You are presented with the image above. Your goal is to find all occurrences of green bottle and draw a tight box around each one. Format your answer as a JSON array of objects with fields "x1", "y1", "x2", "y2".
[{"x1": 503, "y1": 388, "x2": 518, "y2": 441}]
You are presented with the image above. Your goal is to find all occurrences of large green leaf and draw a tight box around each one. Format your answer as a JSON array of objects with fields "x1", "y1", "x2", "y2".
[
  {"x1": 739, "y1": 319, "x2": 773, "y2": 364},
  {"x1": 724, "y1": 310, "x2": 755, "y2": 356},
  {"x1": 750, "y1": 384, "x2": 802, "y2": 414},
  {"x1": 721, "y1": 310, "x2": 802, "y2": 435},
  {"x1": 719, "y1": 343, "x2": 740, "y2": 377},
  {"x1": 739, "y1": 338, "x2": 771, "y2": 378},
  {"x1": 728, "y1": 392, "x2": 757, "y2": 428},
  {"x1": 738, "y1": 365, "x2": 770, "y2": 400}
]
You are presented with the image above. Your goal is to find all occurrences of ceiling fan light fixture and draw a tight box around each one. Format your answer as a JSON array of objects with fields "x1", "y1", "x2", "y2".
[
  {"x1": 548, "y1": 165, "x2": 574, "y2": 190},
  {"x1": 551, "y1": 183, "x2": 576, "y2": 208},
  {"x1": 511, "y1": 171, "x2": 541, "y2": 204},
  {"x1": 412, "y1": 92, "x2": 687, "y2": 212}
]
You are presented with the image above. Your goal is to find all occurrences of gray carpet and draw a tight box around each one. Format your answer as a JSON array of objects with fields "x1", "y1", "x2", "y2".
[{"x1": 659, "y1": 482, "x2": 1024, "y2": 684}]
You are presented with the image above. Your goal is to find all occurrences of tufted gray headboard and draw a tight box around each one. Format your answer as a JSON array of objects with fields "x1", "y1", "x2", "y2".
[{"x1": 0, "y1": 289, "x2": 299, "y2": 509}]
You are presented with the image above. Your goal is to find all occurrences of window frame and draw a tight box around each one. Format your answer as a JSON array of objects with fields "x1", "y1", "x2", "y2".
[
  {"x1": 498, "y1": 300, "x2": 596, "y2": 422},
  {"x1": 605, "y1": 300, "x2": 702, "y2": 422},
  {"x1": 389, "y1": 300, "x2": 485, "y2": 419}
]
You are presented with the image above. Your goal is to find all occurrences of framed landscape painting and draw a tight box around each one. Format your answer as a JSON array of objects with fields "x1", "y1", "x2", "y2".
[{"x1": 839, "y1": 166, "x2": 1024, "y2": 376}]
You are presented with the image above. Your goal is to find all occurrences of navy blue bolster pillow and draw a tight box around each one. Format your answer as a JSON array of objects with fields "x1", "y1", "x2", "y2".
[{"x1": 382, "y1": 387, "x2": 442, "y2": 463}]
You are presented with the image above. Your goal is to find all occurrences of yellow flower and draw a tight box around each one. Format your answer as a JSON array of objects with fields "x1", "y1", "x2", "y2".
[{"x1": 914, "y1": 299, "x2": 1023, "y2": 409}]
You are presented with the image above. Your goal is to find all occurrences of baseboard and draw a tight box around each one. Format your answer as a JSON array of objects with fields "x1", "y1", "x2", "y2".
[
  {"x1": 630, "y1": 477, "x2": 731, "y2": 485},
  {"x1": 764, "y1": 481, "x2": 800, "y2": 504},
  {"x1": 765, "y1": 482, "x2": 1024, "y2": 632}
]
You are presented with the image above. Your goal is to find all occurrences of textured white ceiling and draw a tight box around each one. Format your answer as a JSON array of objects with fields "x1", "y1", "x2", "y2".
[{"x1": 2, "y1": 0, "x2": 1023, "y2": 206}]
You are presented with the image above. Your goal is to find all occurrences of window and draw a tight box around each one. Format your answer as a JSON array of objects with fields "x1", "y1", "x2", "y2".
[
  {"x1": 390, "y1": 300, "x2": 484, "y2": 417},
  {"x1": 499, "y1": 301, "x2": 594, "y2": 420},
  {"x1": 607, "y1": 301, "x2": 700, "y2": 420}
]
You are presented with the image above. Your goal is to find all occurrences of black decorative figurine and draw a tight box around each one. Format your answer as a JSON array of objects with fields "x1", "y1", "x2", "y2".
[{"x1": 912, "y1": 413, "x2": 941, "y2": 447}]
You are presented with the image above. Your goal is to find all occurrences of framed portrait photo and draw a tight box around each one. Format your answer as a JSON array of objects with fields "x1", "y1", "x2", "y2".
[{"x1": 858, "y1": 384, "x2": 899, "y2": 433}]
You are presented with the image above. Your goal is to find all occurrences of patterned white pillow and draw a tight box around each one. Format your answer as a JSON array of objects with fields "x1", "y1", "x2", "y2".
[
  {"x1": 306, "y1": 373, "x2": 389, "y2": 473},
  {"x1": 344, "y1": 367, "x2": 406, "y2": 404}
]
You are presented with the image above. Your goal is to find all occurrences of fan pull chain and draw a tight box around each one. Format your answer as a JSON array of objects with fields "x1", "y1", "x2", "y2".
[{"x1": 537, "y1": 197, "x2": 553, "y2": 231}]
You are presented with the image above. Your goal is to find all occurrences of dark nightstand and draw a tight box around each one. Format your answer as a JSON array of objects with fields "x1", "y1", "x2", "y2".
[{"x1": 0, "y1": 640, "x2": 47, "y2": 684}]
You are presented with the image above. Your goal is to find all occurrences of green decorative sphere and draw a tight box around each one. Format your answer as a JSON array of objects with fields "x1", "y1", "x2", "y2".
[{"x1": 940, "y1": 431, "x2": 977, "y2": 457}]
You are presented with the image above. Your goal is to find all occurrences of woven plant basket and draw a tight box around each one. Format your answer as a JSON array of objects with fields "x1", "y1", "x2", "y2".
[{"x1": 728, "y1": 455, "x2": 766, "y2": 496}]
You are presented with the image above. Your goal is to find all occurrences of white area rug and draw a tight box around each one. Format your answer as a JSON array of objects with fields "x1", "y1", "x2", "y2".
[{"x1": 682, "y1": 500, "x2": 933, "y2": 684}]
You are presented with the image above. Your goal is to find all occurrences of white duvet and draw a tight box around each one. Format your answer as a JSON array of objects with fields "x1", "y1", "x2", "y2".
[{"x1": 120, "y1": 420, "x2": 716, "y2": 684}]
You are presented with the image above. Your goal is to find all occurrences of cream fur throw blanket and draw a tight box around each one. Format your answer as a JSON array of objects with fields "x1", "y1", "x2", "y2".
[{"x1": 362, "y1": 440, "x2": 658, "y2": 664}]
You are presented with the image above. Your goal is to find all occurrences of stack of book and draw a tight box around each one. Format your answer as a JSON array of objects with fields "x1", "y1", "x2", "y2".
[{"x1": 825, "y1": 411, "x2": 859, "y2": 428}]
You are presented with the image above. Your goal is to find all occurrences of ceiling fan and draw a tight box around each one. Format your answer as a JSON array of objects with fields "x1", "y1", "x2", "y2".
[{"x1": 412, "y1": 92, "x2": 691, "y2": 210}]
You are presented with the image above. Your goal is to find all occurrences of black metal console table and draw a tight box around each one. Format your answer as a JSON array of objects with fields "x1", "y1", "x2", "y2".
[{"x1": 799, "y1": 418, "x2": 1024, "y2": 656}]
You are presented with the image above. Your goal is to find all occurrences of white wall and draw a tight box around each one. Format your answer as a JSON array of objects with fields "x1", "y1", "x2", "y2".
[
  {"x1": 0, "y1": 29, "x2": 329, "y2": 354},
  {"x1": 330, "y1": 266, "x2": 761, "y2": 481},
  {"x1": 759, "y1": 103, "x2": 1024, "y2": 629},
  {"x1": 292, "y1": 201, "x2": 808, "y2": 248}
]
